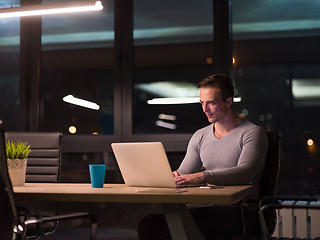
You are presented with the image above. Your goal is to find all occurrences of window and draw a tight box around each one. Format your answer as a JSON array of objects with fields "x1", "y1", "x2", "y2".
[
  {"x1": 0, "y1": 6, "x2": 20, "y2": 130},
  {"x1": 232, "y1": 0, "x2": 320, "y2": 195},
  {"x1": 40, "y1": 0, "x2": 115, "y2": 135},
  {"x1": 133, "y1": 0, "x2": 213, "y2": 134}
]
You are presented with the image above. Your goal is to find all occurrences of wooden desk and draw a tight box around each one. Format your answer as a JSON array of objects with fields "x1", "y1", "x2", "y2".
[{"x1": 14, "y1": 183, "x2": 254, "y2": 240}]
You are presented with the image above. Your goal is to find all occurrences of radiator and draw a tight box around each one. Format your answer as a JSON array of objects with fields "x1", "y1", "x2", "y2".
[{"x1": 272, "y1": 200, "x2": 320, "y2": 239}]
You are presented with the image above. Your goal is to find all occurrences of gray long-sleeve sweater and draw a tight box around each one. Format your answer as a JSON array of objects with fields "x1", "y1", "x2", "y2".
[{"x1": 177, "y1": 120, "x2": 268, "y2": 188}]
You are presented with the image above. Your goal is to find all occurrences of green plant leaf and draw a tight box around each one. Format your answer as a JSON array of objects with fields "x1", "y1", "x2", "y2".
[{"x1": 6, "y1": 141, "x2": 31, "y2": 159}]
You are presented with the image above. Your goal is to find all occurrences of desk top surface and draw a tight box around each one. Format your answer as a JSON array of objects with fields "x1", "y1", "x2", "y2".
[{"x1": 14, "y1": 183, "x2": 254, "y2": 205}]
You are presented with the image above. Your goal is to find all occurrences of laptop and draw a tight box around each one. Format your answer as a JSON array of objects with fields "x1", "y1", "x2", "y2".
[{"x1": 111, "y1": 142, "x2": 203, "y2": 188}]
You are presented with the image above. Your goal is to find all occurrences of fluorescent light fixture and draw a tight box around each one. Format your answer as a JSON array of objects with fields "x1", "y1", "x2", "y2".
[
  {"x1": 292, "y1": 79, "x2": 320, "y2": 99},
  {"x1": 155, "y1": 120, "x2": 176, "y2": 130},
  {"x1": 148, "y1": 97, "x2": 200, "y2": 105},
  {"x1": 233, "y1": 96, "x2": 242, "y2": 102},
  {"x1": 63, "y1": 95, "x2": 100, "y2": 110},
  {"x1": 292, "y1": 79, "x2": 320, "y2": 106},
  {"x1": 148, "y1": 97, "x2": 241, "y2": 105},
  {"x1": 158, "y1": 114, "x2": 177, "y2": 121},
  {"x1": 135, "y1": 82, "x2": 200, "y2": 99},
  {"x1": 137, "y1": 82, "x2": 242, "y2": 105},
  {"x1": 0, "y1": 1, "x2": 103, "y2": 19}
]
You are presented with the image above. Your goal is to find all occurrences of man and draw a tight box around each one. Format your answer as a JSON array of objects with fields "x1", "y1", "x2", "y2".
[
  {"x1": 138, "y1": 74, "x2": 268, "y2": 240},
  {"x1": 174, "y1": 74, "x2": 267, "y2": 188}
]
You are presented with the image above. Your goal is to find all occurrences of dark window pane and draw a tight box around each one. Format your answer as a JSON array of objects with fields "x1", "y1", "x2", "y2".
[
  {"x1": 40, "y1": 69, "x2": 114, "y2": 134},
  {"x1": 0, "y1": 15, "x2": 20, "y2": 130},
  {"x1": 40, "y1": 0, "x2": 114, "y2": 135},
  {"x1": 42, "y1": 0, "x2": 114, "y2": 50},
  {"x1": 134, "y1": 0, "x2": 213, "y2": 46},
  {"x1": 133, "y1": 67, "x2": 210, "y2": 134},
  {"x1": 60, "y1": 152, "x2": 123, "y2": 183},
  {"x1": 133, "y1": 0, "x2": 213, "y2": 134},
  {"x1": 232, "y1": 0, "x2": 320, "y2": 40},
  {"x1": 232, "y1": 0, "x2": 320, "y2": 195}
]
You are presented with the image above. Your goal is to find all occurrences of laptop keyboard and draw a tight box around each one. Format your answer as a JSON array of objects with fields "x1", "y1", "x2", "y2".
[{"x1": 176, "y1": 183, "x2": 206, "y2": 188}]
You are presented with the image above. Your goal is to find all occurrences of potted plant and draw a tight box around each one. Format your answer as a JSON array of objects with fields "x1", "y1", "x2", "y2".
[{"x1": 6, "y1": 141, "x2": 31, "y2": 186}]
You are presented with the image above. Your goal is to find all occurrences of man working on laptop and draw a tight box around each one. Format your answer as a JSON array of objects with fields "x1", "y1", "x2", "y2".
[{"x1": 138, "y1": 74, "x2": 268, "y2": 239}]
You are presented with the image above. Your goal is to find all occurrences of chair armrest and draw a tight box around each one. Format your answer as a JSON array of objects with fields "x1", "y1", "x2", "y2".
[{"x1": 24, "y1": 212, "x2": 98, "y2": 240}]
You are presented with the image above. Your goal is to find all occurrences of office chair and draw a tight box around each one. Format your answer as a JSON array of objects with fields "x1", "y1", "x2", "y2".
[
  {"x1": 5, "y1": 131, "x2": 62, "y2": 238},
  {"x1": 260, "y1": 132, "x2": 282, "y2": 199},
  {"x1": 5, "y1": 132, "x2": 61, "y2": 183},
  {"x1": 257, "y1": 131, "x2": 282, "y2": 235},
  {"x1": 0, "y1": 122, "x2": 98, "y2": 240},
  {"x1": 240, "y1": 131, "x2": 282, "y2": 237}
]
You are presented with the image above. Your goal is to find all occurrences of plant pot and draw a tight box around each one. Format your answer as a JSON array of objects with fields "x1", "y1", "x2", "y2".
[{"x1": 7, "y1": 158, "x2": 27, "y2": 187}]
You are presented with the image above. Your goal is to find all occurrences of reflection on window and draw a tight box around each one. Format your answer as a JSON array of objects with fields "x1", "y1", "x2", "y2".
[
  {"x1": 40, "y1": 70, "x2": 114, "y2": 135},
  {"x1": 133, "y1": 0, "x2": 213, "y2": 45},
  {"x1": 134, "y1": 80, "x2": 203, "y2": 132},
  {"x1": 41, "y1": 0, "x2": 114, "y2": 50},
  {"x1": 233, "y1": 0, "x2": 320, "y2": 40},
  {"x1": 0, "y1": 0, "x2": 20, "y2": 49},
  {"x1": 292, "y1": 79, "x2": 320, "y2": 106},
  {"x1": 136, "y1": 81, "x2": 200, "y2": 105},
  {"x1": 232, "y1": 0, "x2": 320, "y2": 196},
  {"x1": 133, "y1": 68, "x2": 211, "y2": 134},
  {"x1": 40, "y1": 0, "x2": 115, "y2": 134},
  {"x1": 133, "y1": 1, "x2": 213, "y2": 134},
  {"x1": 0, "y1": 11, "x2": 20, "y2": 130},
  {"x1": 60, "y1": 152, "x2": 123, "y2": 183}
]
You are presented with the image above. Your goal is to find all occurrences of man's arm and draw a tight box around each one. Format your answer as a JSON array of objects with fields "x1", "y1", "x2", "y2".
[
  {"x1": 176, "y1": 128, "x2": 205, "y2": 175},
  {"x1": 173, "y1": 127, "x2": 208, "y2": 185},
  {"x1": 203, "y1": 127, "x2": 268, "y2": 185},
  {"x1": 174, "y1": 171, "x2": 206, "y2": 185}
]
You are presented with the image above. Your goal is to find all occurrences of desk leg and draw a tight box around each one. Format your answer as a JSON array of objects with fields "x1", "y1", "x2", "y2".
[{"x1": 162, "y1": 204, "x2": 205, "y2": 240}]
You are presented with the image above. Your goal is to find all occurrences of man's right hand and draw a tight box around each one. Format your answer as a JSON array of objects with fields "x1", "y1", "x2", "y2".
[{"x1": 174, "y1": 172, "x2": 206, "y2": 185}]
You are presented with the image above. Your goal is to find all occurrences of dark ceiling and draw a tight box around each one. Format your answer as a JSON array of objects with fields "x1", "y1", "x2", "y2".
[{"x1": 0, "y1": 0, "x2": 320, "y2": 48}]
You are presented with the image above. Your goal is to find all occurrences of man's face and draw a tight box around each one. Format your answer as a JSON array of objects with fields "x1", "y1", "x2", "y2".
[{"x1": 199, "y1": 87, "x2": 231, "y2": 123}]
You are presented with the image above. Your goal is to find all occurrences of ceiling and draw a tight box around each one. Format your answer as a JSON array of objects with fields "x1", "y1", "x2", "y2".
[{"x1": 0, "y1": 0, "x2": 320, "y2": 49}]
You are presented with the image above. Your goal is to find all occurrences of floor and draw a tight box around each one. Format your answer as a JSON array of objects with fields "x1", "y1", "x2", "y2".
[
  {"x1": 43, "y1": 213, "x2": 139, "y2": 240},
  {"x1": 40, "y1": 203, "x2": 161, "y2": 240},
  {"x1": 45, "y1": 226, "x2": 138, "y2": 240}
]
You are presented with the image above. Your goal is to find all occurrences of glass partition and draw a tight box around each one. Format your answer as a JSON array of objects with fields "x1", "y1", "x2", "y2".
[
  {"x1": 232, "y1": 0, "x2": 320, "y2": 195},
  {"x1": 0, "y1": 1, "x2": 21, "y2": 130},
  {"x1": 133, "y1": 0, "x2": 214, "y2": 134},
  {"x1": 40, "y1": 0, "x2": 115, "y2": 135}
]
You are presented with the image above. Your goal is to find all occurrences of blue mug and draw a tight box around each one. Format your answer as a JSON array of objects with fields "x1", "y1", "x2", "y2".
[{"x1": 89, "y1": 164, "x2": 106, "y2": 188}]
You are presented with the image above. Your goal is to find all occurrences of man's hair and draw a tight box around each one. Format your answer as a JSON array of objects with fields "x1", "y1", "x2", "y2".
[{"x1": 197, "y1": 74, "x2": 234, "y2": 101}]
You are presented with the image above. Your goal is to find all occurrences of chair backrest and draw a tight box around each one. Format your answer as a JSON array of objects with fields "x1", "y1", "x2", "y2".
[
  {"x1": 5, "y1": 132, "x2": 62, "y2": 183},
  {"x1": 0, "y1": 121, "x2": 20, "y2": 239},
  {"x1": 259, "y1": 131, "x2": 281, "y2": 198}
]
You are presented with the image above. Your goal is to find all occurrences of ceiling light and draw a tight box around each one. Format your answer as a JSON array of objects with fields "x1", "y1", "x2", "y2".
[
  {"x1": 148, "y1": 96, "x2": 241, "y2": 105},
  {"x1": 0, "y1": 1, "x2": 103, "y2": 19},
  {"x1": 233, "y1": 96, "x2": 242, "y2": 102},
  {"x1": 63, "y1": 95, "x2": 100, "y2": 110},
  {"x1": 155, "y1": 120, "x2": 176, "y2": 130},
  {"x1": 148, "y1": 97, "x2": 200, "y2": 105},
  {"x1": 292, "y1": 79, "x2": 320, "y2": 99},
  {"x1": 158, "y1": 114, "x2": 177, "y2": 121}
]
